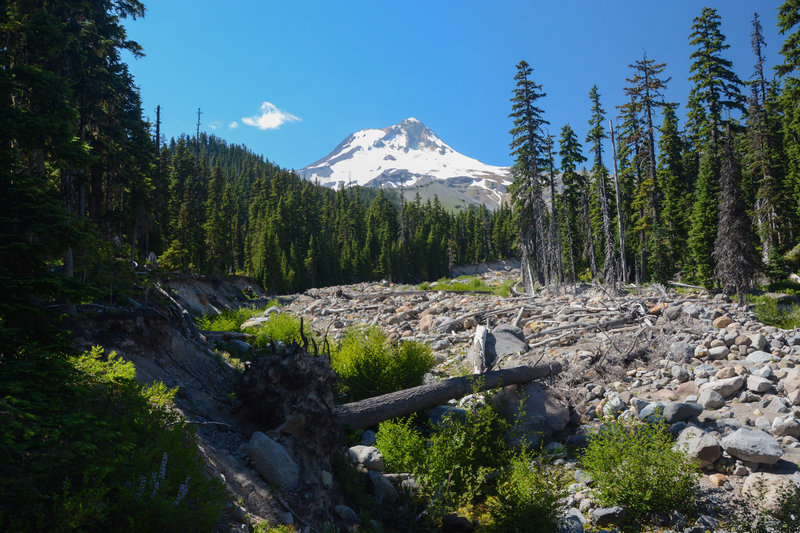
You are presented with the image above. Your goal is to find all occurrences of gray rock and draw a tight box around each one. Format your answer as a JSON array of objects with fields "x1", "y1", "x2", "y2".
[
  {"x1": 772, "y1": 417, "x2": 800, "y2": 438},
  {"x1": 662, "y1": 402, "x2": 703, "y2": 424},
  {"x1": 699, "y1": 375, "x2": 744, "y2": 398},
  {"x1": 672, "y1": 365, "x2": 691, "y2": 382},
  {"x1": 492, "y1": 381, "x2": 570, "y2": 445},
  {"x1": 487, "y1": 324, "x2": 528, "y2": 359},
  {"x1": 747, "y1": 350, "x2": 779, "y2": 365},
  {"x1": 559, "y1": 512, "x2": 585, "y2": 533},
  {"x1": 750, "y1": 333, "x2": 768, "y2": 351},
  {"x1": 348, "y1": 445, "x2": 386, "y2": 471},
  {"x1": 227, "y1": 339, "x2": 252, "y2": 354},
  {"x1": 368, "y1": 471, "x2": 399, "y2": 503},
  {"x1": 335, "y1": 505, "x2": 359, "y2": 522},
  {"x1": 708, "y1": 345, "x2": 730, "y2": 360},
  {"x1": 428, "y1": 405, "x2": 468, "y2": 426},
  {"x1": 591, "y1": 506, "x2": 627, "y2": 528},
  {"x1": 720, "y1": 428, "x2": 784, "y2": 465},
  {"x1": 248, "y1": 431, "x2": 300, "y2": 489},
  {"x1": 670, "y1": 341, "x2": 694, "y2": 360},
  {"x1": 637, "y1": 401, "x2": 665, "y2": 422},
  {"x1": 675, "y1": 426, "x2": 722, "y2": 468},
  {"x1": 665, "y1": 305, "x2": 683, "y2": 321},
  {"x1": 699, "y1": 389, "x2": 725, "y2": 409},
  {"x1": 747, "y1": 375, "x2": 773, "y2": 393}
]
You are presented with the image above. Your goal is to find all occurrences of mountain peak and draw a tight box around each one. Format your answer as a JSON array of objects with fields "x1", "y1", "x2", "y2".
[{"x1": 299, "y1": 119, "x2": 512, "y2": 208}]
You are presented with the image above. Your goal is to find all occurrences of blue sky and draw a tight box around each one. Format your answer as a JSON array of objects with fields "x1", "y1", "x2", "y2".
[{"x1": 122, "y1": 1, "x2": 785, "y2": 171}]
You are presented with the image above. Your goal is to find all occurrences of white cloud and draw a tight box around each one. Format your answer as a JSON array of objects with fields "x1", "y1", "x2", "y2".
[
  {"x1": 229, "y1": 121, "x2": 239, "y2": 129},
  {"x1": 209, "y1": 120, "x2": 222, "y2": 131},
  {"x1": 242, "y1": 101, "x2": 300, "y2": 130}
]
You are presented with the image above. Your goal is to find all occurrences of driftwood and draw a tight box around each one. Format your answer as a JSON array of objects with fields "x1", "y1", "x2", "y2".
[
  {"x1": 335, "y1": 362, "x2": 562, "y2": 428},
  {"x1": 467, "y1": 325, "x2": 488, "y2": 373}
]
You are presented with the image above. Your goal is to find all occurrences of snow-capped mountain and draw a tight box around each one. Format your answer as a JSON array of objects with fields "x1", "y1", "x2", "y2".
[{"x1": 298, "y1": 118, "x2": 512, "y2": 209}]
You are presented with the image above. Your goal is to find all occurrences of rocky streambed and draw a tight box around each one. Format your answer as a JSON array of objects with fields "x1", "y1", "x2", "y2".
[{"x1": 71, "y1": 268, "x2": 800, "y2": 531}]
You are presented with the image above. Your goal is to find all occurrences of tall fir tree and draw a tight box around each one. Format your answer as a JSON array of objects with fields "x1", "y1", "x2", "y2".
[
  {"x1": 686, "y1": 6, "x2": 745, "y2": 284},
  {"x1": 508, "y1": 60, "x2": 549, "y2": 293},
  {"x1": 558, "y1": 124, "x2": 589, "y2": 282}
]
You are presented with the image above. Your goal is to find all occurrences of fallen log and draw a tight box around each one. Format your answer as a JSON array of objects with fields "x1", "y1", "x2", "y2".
[{"x1": 335, "y1": 361, "x2": 562, "y2": 429}]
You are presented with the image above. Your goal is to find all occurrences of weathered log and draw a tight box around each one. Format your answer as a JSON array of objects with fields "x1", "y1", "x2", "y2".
[
  {"x1": 335, "y1": 362, "x2": 562, "y2": 429},
  {"x1": 467, "y1": 325, "x2": 488, "y2": 374}
]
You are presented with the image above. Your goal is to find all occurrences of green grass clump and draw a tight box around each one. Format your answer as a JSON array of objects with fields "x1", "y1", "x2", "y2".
[
  {"x1": 331, "y1": 326, "x2": 434, "y2": 402},
  {"x1": 197, "y1": 301, "x2": 280, "y2": 332},
  {"x1": 251, "y1": 313, "x2": 313, "y2": 347},
  {"x1": 580, "y1": 417, "x2": 699, "y2": 525},
  {"x1": 418, "y1": 276, "x2": 513, "y2": 296},
  {"x1": 0, "y1": 346, "x2": 227, "y2": 531}
]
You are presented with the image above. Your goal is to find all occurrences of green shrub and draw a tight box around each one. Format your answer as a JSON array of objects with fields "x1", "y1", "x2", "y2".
[
  {"x1": 251, "y1": 313, "x2": 313, "y2": 347},
  {"x1": 753, "y1": 295, "x2": 800, "y2": 329},
  {"x1": 331, "y1": 326, "x2": 434, "y2": 401},
  {"x1": 580, "y1": 417, "x2": 699, "y2": 524},
  {"x1": 483, "y1": 451, "x2": 569, "y2": 533},
  {"x1": 375, "y1": 417, "x2": 425, "y2": 473},
  {"x1": 198, "y1": 301, "x2": 280, "y2": 332},
  {"x1": 418, "y1": 402, "x2": 510, "y2": 512},
  {"x1": 0, "y1": 346, "x2": 227, "y2": 531}
]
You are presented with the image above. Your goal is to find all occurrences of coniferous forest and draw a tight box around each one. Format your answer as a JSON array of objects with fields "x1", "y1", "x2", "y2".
[{"x1": 509, "y1": 5, "x2": 800, "y2": 301}]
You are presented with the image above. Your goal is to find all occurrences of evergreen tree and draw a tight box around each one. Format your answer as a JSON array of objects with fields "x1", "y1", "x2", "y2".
[
  {"x1": 655, "y1": 105, "x2": 689, "y2": 280},
  {"x1": 713, "y1": 133, "x2": 758, "y2": 303},
  {"x1": 508, "y1": 60, "x2": 549, "y2": 293},
  {"x1": 687, "y1": 6, "x2": 746, "y2": 149},
  {"x1": 558, "y1": 124, "x2": 589, "y2": 282},
  {"x1": 686, "y1": 6, "x2": 744, "y2": 283}
]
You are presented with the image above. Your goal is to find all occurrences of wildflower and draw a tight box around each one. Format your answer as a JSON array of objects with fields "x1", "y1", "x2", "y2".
[{"x1": 173, "y1": 477, "x2": 190, "y2": 505}]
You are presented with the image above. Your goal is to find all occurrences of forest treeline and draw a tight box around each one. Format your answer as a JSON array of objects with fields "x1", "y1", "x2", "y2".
[
  {"x1": 508, "y1": 5, "x2": 800, "y2": 300},
  {"x1": 157, "y1": 133, "x2": 516, "y2": 291}
]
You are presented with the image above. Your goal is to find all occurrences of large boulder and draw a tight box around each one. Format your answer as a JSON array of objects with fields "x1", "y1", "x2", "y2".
[
  {"x1": 662, "y1": 402, "x2": 703, "y2": 424},
  {"x1": 492, "y1": 381, "x2": 570, "y2": 445},
  {"x1": 674, "y1": 426, "x2": 721, "y2": 468},
  {"x1": 741, "y1": 472, "x2": 798, "y2": 512},
  {"x1": 746, "y1": 351, "x2": 779, "y2": 365},
  {"x1": 248, "y1": 431, "x2": 300, "y2": 489},
  {"x1": 720, "y1": 428, "x2": 783, "y2": 465},
  {"x1": 486, "y1": 324, "x2": 528, "y2": 360},
  {"x1": 699, "y1": 376, "x2": 744, "y2": 399}
]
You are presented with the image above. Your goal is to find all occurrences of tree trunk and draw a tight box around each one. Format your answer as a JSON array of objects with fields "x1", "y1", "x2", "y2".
[{"x1": 335, "y1": 362, "x2": 563, "y2": 429}]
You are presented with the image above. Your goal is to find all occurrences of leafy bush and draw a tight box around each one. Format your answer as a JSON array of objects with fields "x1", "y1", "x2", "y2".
[
  {"x1": 418, "y1": 402, "x2": 510, "y2": 512},
  {"x1": 581, "y1": 417, "x2": 699, "y2": 524},
  {"x1": 483, "y1": 451, "x2": 569, "y2": 533},
  {"x1": 251, "y1": 313, "x2": 314, "y2": 347},
  {"x1": 198, "y1": 301, "x2": 280, "y2": 332},
  {"x1": 375, "y1": 417, "x2": 425, "y2": 473},
  {"x1": 331, "y1": 326, "x2": 434, "y2": 401},
  {"x1": 0, "y1": 346, "x2": 227, "y2": 531}
]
